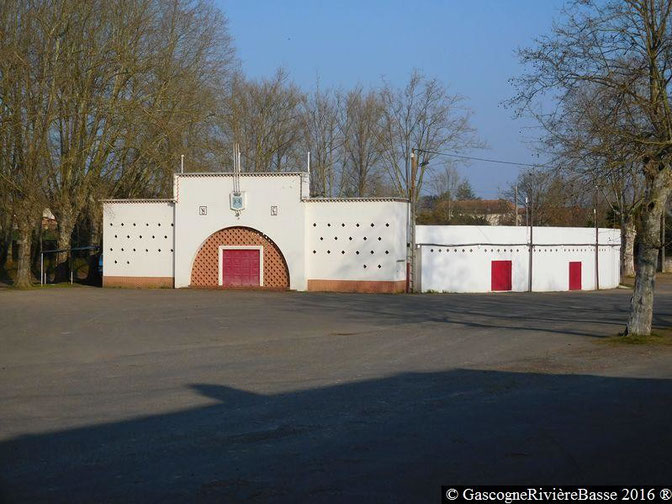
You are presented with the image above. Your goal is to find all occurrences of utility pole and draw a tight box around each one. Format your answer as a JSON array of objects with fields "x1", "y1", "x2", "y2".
[
  {"x1": 514, "y1": 185, "x2": 519, "y2": 226},
  {"x1": 528, "y1": 196, "x2": 533, "y2": 292},
  {"x1": 594, "y1": 187, "x2": 600, "y2": 290},
  {"x1": 408, "y1": 149, "x2": 418, "y2": 293}
]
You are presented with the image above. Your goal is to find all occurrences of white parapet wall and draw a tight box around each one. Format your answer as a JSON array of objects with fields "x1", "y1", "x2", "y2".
[
  {"x1": 305, "y1": 199, "x2": 408, "y2": 292},
  {"x1": 102, "y1": 200, "x2": 175, "y2": 287},
  {"x1": 416, "y1": 225, "x2": 621, "y2": 293}
]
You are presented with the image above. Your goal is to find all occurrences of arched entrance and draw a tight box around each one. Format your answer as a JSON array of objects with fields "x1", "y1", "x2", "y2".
[{"x1": 190, "y1": 227, "x2": 289, "y2": 289}]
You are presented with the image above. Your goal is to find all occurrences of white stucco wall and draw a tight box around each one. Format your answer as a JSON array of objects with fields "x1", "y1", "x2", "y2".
[
  {"x1": 416, "y1": 225, "x2": 621, "y2": 293},
  {"x1": 102, "y1": 201, "x2": 175, "y2": 278},
  {"x1": 305, "y1": 200, "x2": 408, "y2": 282},
  {"x1": 173, "y1": 173, "x2": 308, "y2": 289}
]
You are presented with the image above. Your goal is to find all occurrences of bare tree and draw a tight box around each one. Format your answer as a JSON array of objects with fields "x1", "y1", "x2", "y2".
[
  {"x1": 380, "y1": 70, "x2": 481, "y2": 215},
  {"x1": 529, "y1": 81, "x2": 644, "y2": 276},
  {"x1": 340, "y1": 87, "x2": 385, "y2": 196},
  {"x1": 0, "y1": 0, "x2": 60, "y2": 287},
  {"x1": 225, "y1": 69, "x2": 304, "y2": 173},
  {"x1": 511, "y1": 0, "x2": 672, "y2": 335},
  {"x1": 302, "y1": 82, "x2": 342, "y2": 196}
]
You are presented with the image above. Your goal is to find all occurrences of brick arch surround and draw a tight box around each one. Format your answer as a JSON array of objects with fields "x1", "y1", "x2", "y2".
[{"x1": 191, "y1": 227, "x2": 289, "y2": 289}]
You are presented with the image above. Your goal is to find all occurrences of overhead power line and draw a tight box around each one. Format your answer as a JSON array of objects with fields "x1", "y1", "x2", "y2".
[{"x1": 416, "y1": 149, "x2": 548, "y2": 169}]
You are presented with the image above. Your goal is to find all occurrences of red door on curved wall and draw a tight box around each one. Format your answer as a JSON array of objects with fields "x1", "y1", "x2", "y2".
[
  {"x1": 221, "y1": 249, "x2": 260, "y2": 287},
  {"x1": 569, "y1": 261, "x2": 582, "y2": 290},
  {"x1": 491, "y1": 260, "x2": 512, "y2": 291}
]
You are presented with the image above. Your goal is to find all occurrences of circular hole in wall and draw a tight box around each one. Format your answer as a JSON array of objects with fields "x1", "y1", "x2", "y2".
[
  {"x1": 356, "y1": 223, "x2": 360, "y2": 227},
  {"x1": 109, "y1": 248, "x2": 113, "y2": 251},
  {"x1": 133, "y1": 223, "x2": 136, "y2": 226},
  {"x1": 313, "y1": 223, "x2": 317, "y2": 227},
  {"x1": 349, "y1": 237, "x2": 352, "y2": 241},
  {"x1": 356, "y1": 251, "x2": 360, "y2": 255},
  {"x1": 121, "y1": 248, "x2": 124, "y2": 252},
  {"x1": 370, "y1": 223, "x2": 374, "y2": 227},
  {"x1": 313, "y1": 250, "x2": 316, "y2": 254},
  {"x1": 327, "y1": 250, "x2": 331, "y2": 254},
  {"x1": 378, "y1": 237, "x2": 381, "y2": 241},
  {"x1": 363, "y1": 237, "x2": 367, "y2": 241},
  {"x1": 386, "y1": 223, "x2": 389, "y2": 227},
  {"x1": 377, "y1": 265, "x2": 381, "y2": 268},
  {"x1": 114, "y1": 235, "x2": 118, "y2": 238},
  {"x1": 341, "y1": 223, "x2": 345, "y2": 227},
  {"x1": 334, "y1": 237, "x2": 338, "y2": 240},
  {"x1": 320, "y1": 237, "x2": 324, "y2": 241},
  {"x1": 341, "y1": 250, "x2": 345, "y2": 254},
  {"x1": 114, "y1": 260, "x2": 117, "y2": 264},
  {"x1": 126, "y1": 261, "x2": 129, "y2": 264},
  {"x1": 385, "y1": 250, "x2": 389, "y2": 254},
  {"x1": 363, "y1": 264, "x2": 367, "y2": 268},
  {"x1": 327, "y1": 223, "x2": 331, "y2": 227},
  {"x1": 121, "y1": 223, "x2": 124, "y2": 226},
  {"x1": 370, "y1": 250, "x2": 374, "y2": 254}
]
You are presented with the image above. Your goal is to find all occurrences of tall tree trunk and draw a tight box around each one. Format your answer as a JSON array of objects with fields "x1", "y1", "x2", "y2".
[
  {"x1": 625, "y1": 173, "x2": 671, "y2": 336},
  {"x1": 53, "y1": 209, "x2": 75, "y2": 283},
  {"x1": 622, "y1": 217, "x2": 636, "y2": 278},
  {"x1": 14, "y1": 223, "x2": 33, "y2": 288}
]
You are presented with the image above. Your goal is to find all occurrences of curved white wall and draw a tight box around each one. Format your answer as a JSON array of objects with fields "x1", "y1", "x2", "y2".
[{"x1": 417, "y1": 225, "x2": 621, "y2": 293}]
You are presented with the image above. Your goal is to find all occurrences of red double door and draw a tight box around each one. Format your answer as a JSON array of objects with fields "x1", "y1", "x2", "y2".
[{"x1": 221, "y1": 249, "x2": 260, "y2": 287}]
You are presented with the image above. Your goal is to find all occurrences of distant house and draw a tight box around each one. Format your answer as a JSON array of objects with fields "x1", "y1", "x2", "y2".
[
  {"x1": 452, "y1": 199, "x2": 515, "y2": 225},
  {"x1": 42, "y1": 209, "x2": 57, "y2": 232}
]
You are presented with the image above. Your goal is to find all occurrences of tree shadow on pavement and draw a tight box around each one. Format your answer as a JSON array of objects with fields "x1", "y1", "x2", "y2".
[{"x1": 1, "y1": 369, "x2": 671, "y2": 503}]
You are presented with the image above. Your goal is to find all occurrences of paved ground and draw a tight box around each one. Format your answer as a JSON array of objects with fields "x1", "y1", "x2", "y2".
[{"x1": 1, "y1": 284, "x2": 671, "y2": 503}]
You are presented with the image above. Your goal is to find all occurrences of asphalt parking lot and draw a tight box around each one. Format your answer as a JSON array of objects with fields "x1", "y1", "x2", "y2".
[{"x1": 1, "y1": 285, "x2": 671, "y2": 503}]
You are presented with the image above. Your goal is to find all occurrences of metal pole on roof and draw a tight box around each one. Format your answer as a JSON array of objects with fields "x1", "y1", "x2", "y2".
[{"x1": 180, "y1": 154, "x2": 184, "y2": 174}]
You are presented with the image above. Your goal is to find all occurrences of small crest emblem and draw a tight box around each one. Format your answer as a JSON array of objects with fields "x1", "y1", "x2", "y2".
[{"x1": 230, "y1": 192, "x2": 246, "y2": 212}]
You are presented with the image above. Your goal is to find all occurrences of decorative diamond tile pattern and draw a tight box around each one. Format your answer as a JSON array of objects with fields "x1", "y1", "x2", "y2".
[{"x1": 190, "y1": 227, "x2": 289, "y2": 288}]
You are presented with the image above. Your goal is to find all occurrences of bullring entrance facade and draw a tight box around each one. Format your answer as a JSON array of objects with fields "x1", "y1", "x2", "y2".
[
  {"x1": 102, "y1": 172, "x2": 409, "y2": 292},
  {"x1": 102, "y1": 170, "x2": 622, "y2": 293}
]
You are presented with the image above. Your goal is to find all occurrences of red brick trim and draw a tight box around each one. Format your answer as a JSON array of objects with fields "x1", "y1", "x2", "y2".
[
  {"x1": 191, "y1": 227, "x2": 289, "y2": 289},
  {"x1": 103, "y1": 276, "x2": 174, "y2": 288},
  {"x1": 307, "y1": 279, "x2": 406, "y2": 293}
]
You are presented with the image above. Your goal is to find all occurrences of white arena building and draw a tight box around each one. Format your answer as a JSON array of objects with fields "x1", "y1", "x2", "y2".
[{"x1": 102, "y1": 170, "x2": 621, "y2": 293}]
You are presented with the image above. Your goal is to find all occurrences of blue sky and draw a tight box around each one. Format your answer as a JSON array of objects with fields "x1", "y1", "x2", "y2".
[{"x1": 218, "y1": 0, "x2": 566, "y2": 198}]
